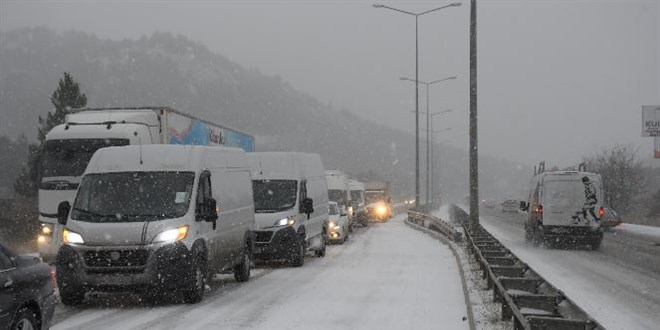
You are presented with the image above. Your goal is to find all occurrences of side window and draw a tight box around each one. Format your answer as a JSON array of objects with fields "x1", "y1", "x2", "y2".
[
  {"x1": 0, "y1": 248, "x2": 14, "y2": 271},
  {"x1": 300, "y1": 180, "x2": 308, "y2": 201},
  {"x1": 196, "y1": 171, "x2": 212, "y2": 205}
]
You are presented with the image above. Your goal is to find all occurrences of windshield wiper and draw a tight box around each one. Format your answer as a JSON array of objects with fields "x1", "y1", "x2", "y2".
[{"x1": 72, "y1": 207, "x2": 111, "y2": 217}]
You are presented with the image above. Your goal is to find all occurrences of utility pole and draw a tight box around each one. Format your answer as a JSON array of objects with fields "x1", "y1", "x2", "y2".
[{"x1": 469, "y1": 0, "x2": 479, "y2": 229}]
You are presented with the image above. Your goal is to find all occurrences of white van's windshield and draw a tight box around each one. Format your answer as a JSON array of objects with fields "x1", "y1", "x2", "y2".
[
  {"x1": 365, "y1": 191, "x2": 384, "y2": 204},
  {"x1": 71, "y1": 171, "x2": 195, "y2": 222},
  {"x1": 252, "y1": 179, "x2": 297, "y2": 213},
  {"x1": 328, "y1": 204, "x2": 339, "y2": 215},
  {"x1": 328, "y1": 189, "x2": 347, "y2": 205},
  {"x1": 350, "y1": 190, "x2": 363, "y2": 203}
]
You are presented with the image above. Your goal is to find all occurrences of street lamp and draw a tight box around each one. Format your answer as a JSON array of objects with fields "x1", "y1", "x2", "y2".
[
  {"x1": 401, "y1": 77, "x2": 456, "y2": 206},
  {"x1": 375, "y1": 2, "x2": 461, "y2": 209}
]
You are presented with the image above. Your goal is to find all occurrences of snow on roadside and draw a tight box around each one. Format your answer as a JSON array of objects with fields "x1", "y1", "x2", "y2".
[
  {"x1": 428, "y1": 205, "x2": 510, "y2": 330},
  {"x1": 616, "y1": 223, "x2": 660, "y2": 244}
]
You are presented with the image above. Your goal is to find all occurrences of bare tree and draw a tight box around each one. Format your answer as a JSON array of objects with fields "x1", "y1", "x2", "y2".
[{"x1": 583, "y1": 145, "x2": 645, "y2": 215}]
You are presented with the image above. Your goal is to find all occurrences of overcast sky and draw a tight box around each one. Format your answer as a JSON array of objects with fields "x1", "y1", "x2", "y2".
[{"x1": 1, "y1": 0, "x2": 659, "y2": 167}]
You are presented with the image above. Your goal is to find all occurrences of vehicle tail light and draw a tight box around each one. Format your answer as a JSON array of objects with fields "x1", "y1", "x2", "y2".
[
  {"x1": 535, "y1": 205, "x2": 543, "y2": 215},
  {"x1": 598, "y1": 207, "x2": 605, "y2": 218}
]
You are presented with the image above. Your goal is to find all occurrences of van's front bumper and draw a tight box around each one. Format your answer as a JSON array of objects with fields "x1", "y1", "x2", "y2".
[
  {"x1": 57, "y1": 242, "x2": 192, "y2": 293},
  {"x1": 253, "y1": 226, "x2": 298, "y2": 259}
]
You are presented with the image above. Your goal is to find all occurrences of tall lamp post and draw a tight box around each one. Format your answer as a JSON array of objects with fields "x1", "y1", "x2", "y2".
[
  {"x1": 401, "y1": 76, "x2": 456, "y2": 206},
  {"x1": 374, "y1": 2, "x2": 461, "y2": 209}
]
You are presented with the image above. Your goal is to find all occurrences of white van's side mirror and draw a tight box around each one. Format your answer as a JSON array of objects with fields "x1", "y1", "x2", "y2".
[
  {"x1": 301, "y1": 198, "x2": 314, "y2": 215},
  {"x1": 57, "y1": 201, "x2": 71, "y2": 225},
  {"x1": 198, "y1": 198, "x2": 219, "y2": 229}
]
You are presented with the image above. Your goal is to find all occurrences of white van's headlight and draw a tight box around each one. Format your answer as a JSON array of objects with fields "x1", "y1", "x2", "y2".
[
  {"x1": 328, "y1": 221, "x2": 339, "y2": 229},
  {"x1": 274, "y1": 216, "x2": 296, "y2": 227},
  {"x1": 154, "y1": 225, "x2": 189, "y2": 243},
  {"x1": 63, "y1": 228, "x2": 84, "y2": 245}
]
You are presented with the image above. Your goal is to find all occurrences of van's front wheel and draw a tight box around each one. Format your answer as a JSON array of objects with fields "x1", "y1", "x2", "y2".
[
  {"x1": 183, "y1": 254, "x2": 206, "y2": 304},
  {"x1": 290, "y1": 235, "x2": 305, "y2": 267}
]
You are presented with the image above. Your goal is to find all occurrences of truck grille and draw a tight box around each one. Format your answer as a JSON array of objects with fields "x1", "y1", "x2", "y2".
[
  {"x1": 255, "y1": 231, "x2": 274, "y2": 243},
  {"x1": 84, "y1": 249, "x2": 149, "y2": 268}
]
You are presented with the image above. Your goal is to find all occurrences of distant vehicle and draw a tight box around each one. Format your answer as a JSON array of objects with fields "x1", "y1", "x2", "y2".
[
  {"x1": 327, "y1": 202, "x2": 350, "y2": 244},
  {"x1": 0, "y1": 244, "x2": 56, "y2": 330},
  {"x1": 325, "y1": 170, "x2": 353, "y2": 229},
  {"x1": 364, "y1": 181, "x2": 392, "y2": 221},
  {"x1": 38, "y1": 107, "x2": 255, "y2": 264},
  {"x1": 55, "y1": 145, "x2": 255, "y2": 305},
  {"x1": 523, "y1": 168, "x2": 605, "y2": 250},
  {"x1": 348, "y1": 179, "x2": 368, "y2": 226},
  {"x1": 600, "y1": 207, "x2": 622, "y2": 229},
  {"x1": 501, "y1": 199, "x2": 519, "y2": 213},
  {"x1": 248, "y1": 152, "x2": 329, "y2": 267},
  {"x1": 480, "y1": 200, "x2": 496, "y2": 209}
]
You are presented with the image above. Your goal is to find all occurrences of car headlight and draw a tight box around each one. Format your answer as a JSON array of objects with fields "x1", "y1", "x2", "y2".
[
  {"x1": 40, "y1": 222, "x2": 54, "y2": 236},
  {"x1": 376, "y1": 205, "x2": 387, "y2": 215},
  {"x1": 63, "y1": 228, "x2": 84, "y2": 245},
  {"x1": 153, "y1": 225, "x2": 189, "y2": 243},
  {"x1": 274, "y1": 216, "x2": 296, "y2": 227},
  {"x1": 328, "y1": 221, "x2": 339, "y2": 229}
]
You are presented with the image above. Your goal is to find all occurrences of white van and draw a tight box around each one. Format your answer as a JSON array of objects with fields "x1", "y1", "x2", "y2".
[
  {"x1": 55, "y1": 145, "x2": 255, "y2": 305},
  {"x1": 524, "y1": 171, "x2": 605, "y2": 249},
  {"x1": 325, "y1": 170, "x2": 353, "y2": 227},
  {"x1": 248, "y1": 152, "x2": 329, "y2": 267}
]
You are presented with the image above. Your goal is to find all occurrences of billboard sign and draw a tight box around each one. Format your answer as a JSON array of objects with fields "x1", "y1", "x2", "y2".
[{"x1": 642, "y1": 106, "x2": 660, "y2": 137}]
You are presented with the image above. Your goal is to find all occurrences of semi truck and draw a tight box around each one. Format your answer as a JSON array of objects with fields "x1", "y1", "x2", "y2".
[
  {"x1": 364, "y1": 181, "x2": 392, "y2": 221},
  {"x1": 37, "y1": 107, "x2": 255, "y2": 262}
]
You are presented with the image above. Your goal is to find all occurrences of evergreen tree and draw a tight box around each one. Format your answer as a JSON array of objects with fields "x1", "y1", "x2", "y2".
[{"x1": 14, "y1": 72, "x2": 87, "y2": 197}]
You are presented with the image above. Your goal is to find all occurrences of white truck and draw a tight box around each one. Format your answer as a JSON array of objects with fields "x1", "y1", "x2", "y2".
[
  {"x1": 37, "y1": 107, "x2": 255, "y2": 262},
  {"x1": 325, "y1": 170, "x2": 353, "y2": 225},
  {"x1": 365, "y1": 181, "x2": 392, "y2": 221},
  {"x1": 348, "y1": 179, "x2": 368, "y2": 227}
]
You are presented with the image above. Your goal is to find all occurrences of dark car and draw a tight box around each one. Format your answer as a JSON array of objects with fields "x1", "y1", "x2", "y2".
[{"x1": 0, "y1": 244, "x2": 56, "y2": 330}]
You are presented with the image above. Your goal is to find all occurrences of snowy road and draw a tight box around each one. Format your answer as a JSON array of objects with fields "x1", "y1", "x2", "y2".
[
  {"x1": 478, "y1": 207, "x2": 660, "y2": 330},
  {"x1": 52, "y1": 214, "x2": 470, "y2": 330}
]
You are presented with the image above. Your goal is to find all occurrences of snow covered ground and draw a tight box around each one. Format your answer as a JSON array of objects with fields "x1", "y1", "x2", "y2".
[
  {"x1": 475, "y1": 207, "x2": 660, "y2": 330},
  {"x1": 52, "y1": 214, "x2": 470, "y2": 330},
  {"x1": 616, "y1": 223, "x2": 660, "y2": 245}
]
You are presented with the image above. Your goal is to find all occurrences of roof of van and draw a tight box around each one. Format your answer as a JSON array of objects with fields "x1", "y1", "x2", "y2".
[
  {"x1": 248, "y1": 152, "x2": 325, "y2": 180},
  {"x1": 85, "y1": 144, "x2": 246, "y2": 174},
  {"x1": 347, "y1": 179, "x2": 365, "y2": 190}
]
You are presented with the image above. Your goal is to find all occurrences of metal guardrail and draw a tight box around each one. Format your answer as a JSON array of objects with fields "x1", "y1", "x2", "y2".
[
  {"x1": 451, "y1": 205, "x2": 604, "y2": 330},
  {"x1": 407, "y1": 210, "x2": 463, "y2": 242}
]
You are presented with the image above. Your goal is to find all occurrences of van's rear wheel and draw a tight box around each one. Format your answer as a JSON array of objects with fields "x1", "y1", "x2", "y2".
[
  {"x1": 183, "y1": 254, "x2": 206, "y2": 304},
  {"x1": 234, "y1": 246, "x2": 251, "y2": 282},
  {"x1": 290, "y1": 235, "x2": 305, "y2": 267}
]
